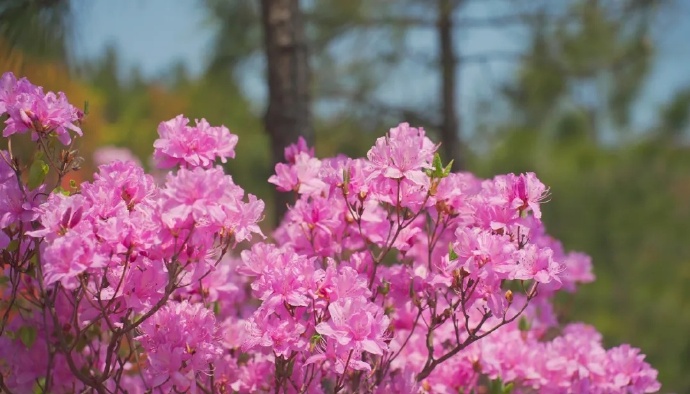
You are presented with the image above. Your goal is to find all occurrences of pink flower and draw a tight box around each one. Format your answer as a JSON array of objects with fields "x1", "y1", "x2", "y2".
[
  {"x1": 277, "y1": 194, "x2": 346, "y2": 257},
  {"x1": 138, "y1": 301, "x2": 222, "y2": 391},
  {"x1": 119, "y1": 257, "x2": 167, "y2": 312},
  {"x1": 92, "y1": 146, "x2": 141, "y2": 166},
  {"x1": 158, "y1": 166, "x2": 239, "y2": 231},
  {"x1": 367, "y1": 122, "x2": 437, "y2": 186},
  {"x1": 238, "y1": 243, "x2": 284, "y2": 277},
  {"x1": 40, "y1": 227, "x2": 107, "y2": 289},
  {"x1": 268, "y1": 152, "x2": 327, "y2": 195},
  {"x1": 452, "y1": 227, "x2": 517, "y2": 281},
  {"x1": 605, "y1": 345, "x2": 661, "y2": 393},
  {"x1": 243, "y1": 306, "x2": 307, "y2": 357},
  {"x1": 559, "y1": 251, "x2": 595, "y2": 292},
  {"x1": 0, "y1": 72, "x2": 20, "y2": 114},
  {"x1": 284, "y1": 136, "x2": 314, "y2": 163},
  {"x1": 0, "y1": 175, "x2": 43, "y2": 228},
  {"x1": 316, "y1": 296, "x2": 390, "y2": 356},
  {"x1": 513, "y1": 172, "x2": 549, "y2": 219},
  {"x1": 223, "y1": 193, "x2": 265, "y2": 243},
  {"x1": 304, "y1": 338, "x2": 371, "y2": 374},
  {"x1": 513, "y1": 245, "x2": 565, "y2": 285},
  {"x1": 153, "y1": 115, "x2": 239, "y2": 169},
  {"x1": 1, "y1": 73, "x2": 83, "y2": 144}
]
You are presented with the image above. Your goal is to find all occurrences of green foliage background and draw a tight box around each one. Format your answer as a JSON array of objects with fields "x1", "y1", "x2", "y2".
[{"x1": 2, "y1": 0, "x2": 689, "y2": 391}]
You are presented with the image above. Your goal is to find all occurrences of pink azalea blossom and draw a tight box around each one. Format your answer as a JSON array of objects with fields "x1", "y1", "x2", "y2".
[
  {"x1": 138, "y1": 301, "x2": 222, "y2": 391},
  {"x1": 367, "y1": 122, "x2": 437, "y2": 185},
  {"x1": 153, "y1": 115, "x2": 239, "y2": 169},
  {"x1": 1, "y1": 72, "x2": 82, "y2": 144},
  {"x1": 316, "y1": 296, "x2": 390, "y2": 356},
  {"x1": 513, "y1": 245, "x2": 565, "y2": 285}
]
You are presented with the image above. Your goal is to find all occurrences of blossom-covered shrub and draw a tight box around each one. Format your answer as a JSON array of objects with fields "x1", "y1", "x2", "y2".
[{"x1": 0, "y1": 72, "x2": 660, "y2": 393}]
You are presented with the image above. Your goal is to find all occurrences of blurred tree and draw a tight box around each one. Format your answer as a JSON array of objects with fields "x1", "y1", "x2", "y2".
[
  {"x1": 657, "y1": 87, "x2": 690, "y2": 142},
  {"x1": 0, "y1": 0, "x2": 72, "y2": 62},
  {"x1": 500, "y1": 0, "x2": 656, "y2": 145},
  {"x1": 260, "y1": 0, "x2": 312, "y2": 223},
  {"x1": 438, "y1": 0, "x2": 463, "y2": 170},
  {"x1": 473, "y1": 1, "x2": 689, "y2": 391}
]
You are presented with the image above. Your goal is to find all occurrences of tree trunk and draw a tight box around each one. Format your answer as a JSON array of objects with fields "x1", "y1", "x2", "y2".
[
  {"x1": 438, "y1": 0, "x2": 463, "y2": 171},
  {"x1": 260, "y1": 0, "x2": 313, "y2": 224}
]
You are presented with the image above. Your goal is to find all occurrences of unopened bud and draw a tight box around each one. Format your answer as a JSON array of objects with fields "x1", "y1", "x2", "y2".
[
  {"x1": 429, "y1": 179, "x2": 439, "y2": 196},
  {"x1": 505, "y1": 289, "x2": 513, "y2": 303}
]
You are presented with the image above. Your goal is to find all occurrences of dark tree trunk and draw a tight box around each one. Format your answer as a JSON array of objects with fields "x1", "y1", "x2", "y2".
[
  {"x1": 438, "y1": 0, "x2": 463, "y2": 171},
  {"x1": 260, "y1": 0, "x2": 313, "y2": 224}
]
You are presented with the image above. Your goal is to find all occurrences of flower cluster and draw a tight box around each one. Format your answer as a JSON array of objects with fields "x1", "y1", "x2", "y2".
[
  {"x1": 0, "y1": 72, "x2": 82, "y2": 144},
  {"x1": 138, "y1": 301, "x2": 222, "y2": 392},
  {"x1": 153, "y1": 114, "x2": 239, "y2": 169},
  {"x1": 0, "y1": 73, "x2": 660, "y2": 394}
]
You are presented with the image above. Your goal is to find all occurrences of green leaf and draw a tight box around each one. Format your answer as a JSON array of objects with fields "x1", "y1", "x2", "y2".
[
  {"x1": 18, "y1": 326, "x2": 37, "y2": 348},
  {"x1": 6, "y1": 239, "x2": 19, "y2": 252},
  {"x1": 432, "y1": 153, "x2": 443, "y2": 172},
  {"x1": 75, "y1": 336, "x2": 89, "y2": 352},
  {"x1": 27, "y1": 159, "x2": 49, "y2": 189},
  {"x1": 518, "y1": 316, "x2": 531, "y2": 332},
  {"x1": 442, "y1": 160, "x2": 454, "y2": 177},
  {"x1": 69, "y1": 179, "x2": 77, "y2": 189},
  {"x1": 33, "y1": 378, "x2": 46, "y2": 394},
  {"x1": 449, "y1": 243, "x2": 458, "y2": 261},
  {"x1": 83, "y1": 100, "x2": 90, "y2": 115},
  {"x1": 488, "y1": 379, "x2": 515, "y2": 394}
]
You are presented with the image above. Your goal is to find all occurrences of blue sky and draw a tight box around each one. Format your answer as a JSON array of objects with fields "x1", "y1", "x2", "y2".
[{"x1": 70, "y1": 0, "x2": 690, "y2": 131}]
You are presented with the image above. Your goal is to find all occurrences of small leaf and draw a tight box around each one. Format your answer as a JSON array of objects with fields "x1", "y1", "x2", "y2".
[
  {"x1": 488, "y1": 378, "x2": 504, "y2": 394},
  {"x1": 28, "y1": 159, "x2": 49, "y2": 189},
  {"x1": 83, "y1": 100, "x2": 90, "y2": 115},
  {"x1": 449, "y1": 244, "x2": 458, "y2": 261},
  {"x1": 33, "y1": 378, "x2": 46, "y2": 394},
  {"x1": 432, "y1": 153, "x2": 443, "y2": 172},
  {"x1": 310, "y1": 333, "x2": 323, "y2": 344},
  {"x1": 75, "y1": 336, "x2": 89, "y2": 352},
  {"x1": 6, "y1": 239, "x2": 19, "y2": 252},
  {"x1": 503, "y1": 382, "x2": 514, "y2": 393},
  {"x1": 69, "y1": 179, "x2": 77, "y2": 189},
  {"x1": 518, "y1": 316, "x2": 531, "y2": 332},
  {"x1": 443, "y1": 160, "x2": 454, "y2": 176},
  {"x1": 18, "y1": 326, "x2": 37, "y2": 348}
]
